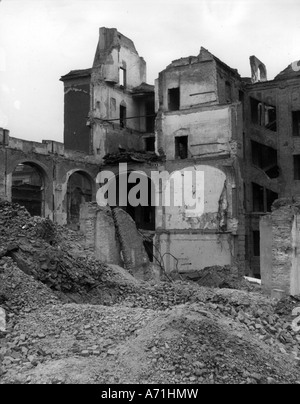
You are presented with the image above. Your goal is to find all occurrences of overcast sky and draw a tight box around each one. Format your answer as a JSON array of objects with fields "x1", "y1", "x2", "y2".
[{"x1": 0, "y1": 0, "x2": 300, "y2": 143}]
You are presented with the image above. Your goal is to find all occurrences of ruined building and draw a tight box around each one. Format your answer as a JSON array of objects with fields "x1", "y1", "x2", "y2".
[{"x1": 1, "y1": 27, "x2": 300, "y2": 287}]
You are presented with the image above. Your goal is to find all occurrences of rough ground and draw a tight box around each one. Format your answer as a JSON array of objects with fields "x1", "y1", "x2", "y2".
[{"x1": 1, "y1": 201, "x2": 300, "y2": 384}]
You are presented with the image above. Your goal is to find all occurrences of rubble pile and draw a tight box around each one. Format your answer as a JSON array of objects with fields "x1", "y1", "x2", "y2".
[
  {"x1": 0, "y1": 201, "x2": 140, "y2": 301},
  {"x1": 1, "y1": 201, "x2": 300, "y2": 384},
  {"x1": 0, "y1": 257, "x2": 59, "y2": 315},
  {"x1": 102, "y1": 150, "x2": 164, "y2": 165},
  {"x1": 0, "y1": 300, "x2": 300, "y2": 384}
]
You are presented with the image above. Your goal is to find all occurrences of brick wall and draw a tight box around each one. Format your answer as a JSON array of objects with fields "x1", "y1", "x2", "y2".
[{"x1": 260, "y1": 200, "x2": 300, "y2": 297}]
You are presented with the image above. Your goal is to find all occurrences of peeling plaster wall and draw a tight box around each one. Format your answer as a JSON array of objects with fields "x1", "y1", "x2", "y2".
[
  {"x1": 158, "y1": 105, "x2": 234, "y2": 160},
  {"x1": 158, "y1": 57, "x2": 218, "y2": 111},
  {"x1": 162, "y1": 165, "x2": 227, "y2": 231},
  {"x1": 155, "y1": 164, "x2": 234, "y2": 272},
  {"x1": 92, "y1": 83, "x2": 142, "y2": 130},
  {"x1": 157, "y1": 232, "x2": 232, "y2": 273}
]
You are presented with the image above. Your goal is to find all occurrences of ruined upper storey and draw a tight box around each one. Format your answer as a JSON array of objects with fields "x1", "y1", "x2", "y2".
[
  {"x1": 156, "y1": 47, "x2": 242, "y2": 113},
  {"x1": 60, "y1": 28, "x2": 155, "y2": 156},
  {"x1": 92, "y1": 27, "x2": 147, "y2": 89}
]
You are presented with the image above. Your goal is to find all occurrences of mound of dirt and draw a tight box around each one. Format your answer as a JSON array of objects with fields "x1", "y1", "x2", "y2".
[
  {"x1": 0, "y1": 201, "x2": 144, "y2": 304},
  {"x1": 1, "y1": 201, "x2": 300, "y2": 384},
  {"x1": 1, "y1": 302, "x2": 300, "y2": 384}
]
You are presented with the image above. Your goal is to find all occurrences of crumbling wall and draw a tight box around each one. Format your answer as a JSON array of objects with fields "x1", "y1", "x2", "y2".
[
  {"x1": 80, "y1": 203, "x2": 122, "y2": 265},
  {"x1": 90, "y1": 28, "x2": 152, "y2": 156},
  {"x1": 112, "y1": 207, "x2": 151, "y2": 280},
  {"x1": 260, "y1": 199, "x2": 300, "y2": 297},
  {"x1": 157, "y1": 105, "x2": 234, "y2": 161},
  {"x1": 154, "y1": 164, "x2": 237, "y2": 273},
  {"x1": 79, "y1": 204, "x2": 152, "y2": 281}
]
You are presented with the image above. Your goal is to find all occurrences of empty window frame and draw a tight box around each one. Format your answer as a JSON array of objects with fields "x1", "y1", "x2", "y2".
[
  {"x1": 175, "y1": 136, "x2": 188, "y2": 159},
  {"x1": 250, "y1": 97, "x2": 277, "y2": 132},
  {"x1": 294, "y1": 155, "x2": 300, "y2": 180},
  {"x1": 145, "y1": 137, "x2": 155, "y2": 152},
  {"x1": 252, "y1": 182, "x2": 278, "y2": 212},
  {"x1": 251, "y1": 141, "x2": 279, "y2": 179},
  {"x1": 120, "y1": 105, "x2": 127, "y2": 128},
  {"x1": 252, "y1": 183, "x2": 264, "y2": 213},
  {"x1": 168, "y1": 88, "x2": 180, "y2": 111},
  {"x1": 119, "y1": 67, "x2": 126, "y2": 88},
  {"x1": 264, "y1": 105, "x2": 277, "y2": 132},
  {"x1": 292, "y1": 111, "x2": 300, "y2": 137},
  {"x1": 251, "y1": 97, "x2": 263, "y2": 125},
  {"x1": 225, "y1": 81, "x2": 232, "y2": 103}
]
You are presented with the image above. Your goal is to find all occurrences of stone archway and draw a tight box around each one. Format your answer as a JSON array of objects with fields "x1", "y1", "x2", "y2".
[
  {"x1": 11, "y1": 162, "x2": 45, "y2": 217},
  {"x1": 67, "y1": 171, "x2": 93, "y2": 228}
]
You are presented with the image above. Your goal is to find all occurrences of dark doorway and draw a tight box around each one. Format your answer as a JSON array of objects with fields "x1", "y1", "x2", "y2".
[
  {"x1": 108, "y1": 172, "x2": 156, "y2": 231},
  {"x1": 175, "y1": 136, "x2": 188, "y2": 159}
]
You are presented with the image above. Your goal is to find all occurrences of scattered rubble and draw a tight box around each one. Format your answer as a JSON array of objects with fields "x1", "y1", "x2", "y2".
[
  {"x1": 1, "y1": 201, "x2": 300, "y2": 384},
  {"x1": 0, "y1": 308, "x2": 5, "y2": 332},
  {"x1": 1, "y1": 298, "x2": 300, "y2": 384}
]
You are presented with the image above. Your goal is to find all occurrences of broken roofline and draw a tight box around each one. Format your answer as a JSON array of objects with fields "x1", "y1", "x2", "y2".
[{"x1": 164, "y1": 47, "x2": 240, "y2": 78}]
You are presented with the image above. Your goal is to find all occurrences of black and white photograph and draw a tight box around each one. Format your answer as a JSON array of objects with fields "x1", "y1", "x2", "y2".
[{"x1": 1, "y1": 0, "x2": 300, "y2": 387}]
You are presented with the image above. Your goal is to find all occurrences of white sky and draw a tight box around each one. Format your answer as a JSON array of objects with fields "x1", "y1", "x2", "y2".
[{"x1": 0, "y1": 0, "x2": 300, "y2": 142}]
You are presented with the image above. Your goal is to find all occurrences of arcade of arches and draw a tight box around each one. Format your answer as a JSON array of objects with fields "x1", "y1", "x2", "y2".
[{"x1": 10, "y1": 161, "x2": 156, "y2": 233}]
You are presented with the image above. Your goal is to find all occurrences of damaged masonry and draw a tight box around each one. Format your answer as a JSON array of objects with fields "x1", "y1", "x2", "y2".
[
  {"x1": 1, "y1": 27, "x2": 300, "y2": 295},
  {"x1": 2, "y1": 26, "x2": 300, "y2": 385}
]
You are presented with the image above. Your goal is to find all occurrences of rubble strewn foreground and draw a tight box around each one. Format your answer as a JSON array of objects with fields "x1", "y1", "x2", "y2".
[{"x1": 1, "y1": 202, "x2": 300, "y2": 384}]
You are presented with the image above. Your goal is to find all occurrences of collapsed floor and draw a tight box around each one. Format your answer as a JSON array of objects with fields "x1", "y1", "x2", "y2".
[{"x1": 1, "y1": 201, "x2": 300, "y2": 384}]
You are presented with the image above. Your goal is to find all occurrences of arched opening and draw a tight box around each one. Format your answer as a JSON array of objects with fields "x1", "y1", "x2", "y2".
[
  {"x1": 67, "y1": 171, "x2": 93, "y2": 228},
  {"x1": 107, "y1": 171, "x2": 156, "y2": 231},
  {"x1": 12, "y1": 163, "x2": 44, "y2": 217}
]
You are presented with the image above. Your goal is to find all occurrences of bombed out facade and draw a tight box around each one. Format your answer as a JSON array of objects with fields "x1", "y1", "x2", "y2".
[{"x1": 1, "y1": 27, "x2": 300, "y2": 286}]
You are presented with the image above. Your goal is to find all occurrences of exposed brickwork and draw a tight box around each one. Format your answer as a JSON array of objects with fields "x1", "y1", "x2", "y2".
[{"x1": 260, "y1": 200, "x2": 300, "y2": 296}]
